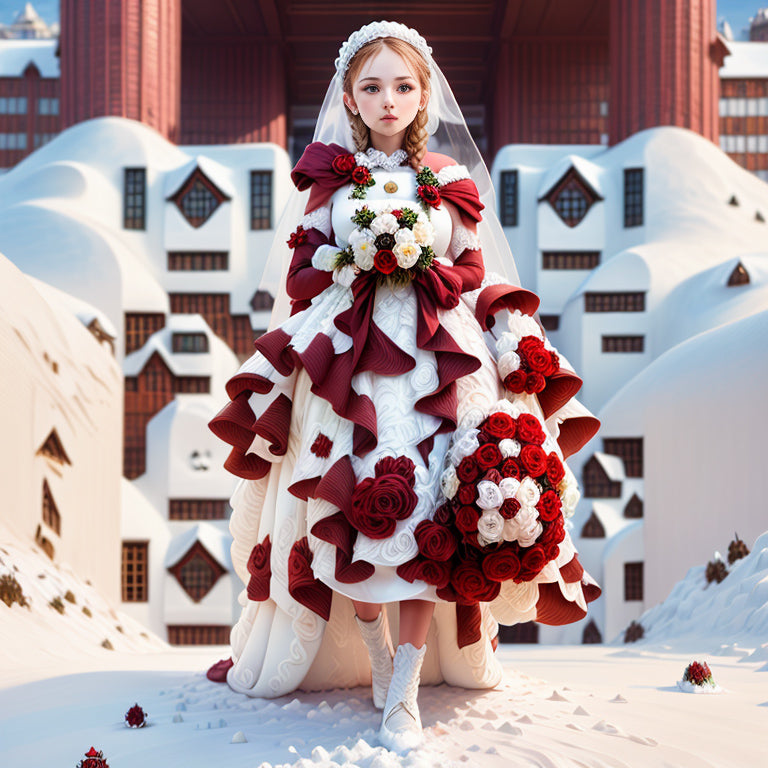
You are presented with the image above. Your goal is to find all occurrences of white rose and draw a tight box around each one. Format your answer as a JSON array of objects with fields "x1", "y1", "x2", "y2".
[
  {"x1": 560, "y1": 465, "x2": 580, "y2": 519},
  {"x1": 370, "y1": 212, "x2": 399, "y2": 236},
  {"x1": 515, "y1": 476, "x2": 541, "y2": 507},
  {"x1": 503, "y1": 505, "x2": 541, "y2": 546},
  {"x1": 449, "y1": 429, "x2": 480, "y2": 465},
  {"x1": 412, "y1": 218, "x2": 435, "y2": 247},
  {"x1": 476, "y1": 480, "x2": 503, "y2": 510},
  {"x1": 497, "y1": 350, "x2": 521, "y2": 380},
  {"x1": 495, "y1": 332, "x2": 518, "y2": 358},
  {"x1": 311, "y1": 244, "x2": 340, "y2": 272},
  {"x1": 394, "y1": 242, "x2": 420, "y2": 269},
  {"x1": 477, "y1": 510, "x2": 505, "y2": 546},
  {"x1": 505, "y1": 309, "x2": 543, "y2": 344},
  {"x1": 488, "y1": 398, "x2": 516, "y2": 417},
  {"x1": 498, "y1": 477, "x2": 520, "y2": 499},
  {"x1": 498, "y1": 439, "x2": 521, "y2": 459},
  {"x1": 394, "y1": 228, "x2": 416, "y2": 245},
  {"x1": 440, "y1": 465, "x2": 459, "y2": 500}
]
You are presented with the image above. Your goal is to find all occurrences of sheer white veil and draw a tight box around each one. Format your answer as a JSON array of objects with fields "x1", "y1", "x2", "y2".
[{"x1": 260, "y1": 21, "x2": 519, "y2": 329}]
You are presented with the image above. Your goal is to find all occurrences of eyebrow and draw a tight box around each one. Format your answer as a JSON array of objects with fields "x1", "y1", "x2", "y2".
[{"x1": 358, "y1": 76, "x2": 416, "y2": 83}]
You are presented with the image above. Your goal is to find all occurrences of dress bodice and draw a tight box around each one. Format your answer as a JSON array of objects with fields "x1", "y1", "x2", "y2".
[{"x1": 329, "y1": 166, "x2": 453, "y2": 260}]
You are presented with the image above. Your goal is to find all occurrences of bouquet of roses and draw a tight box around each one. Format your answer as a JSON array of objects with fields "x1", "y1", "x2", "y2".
[
  {"x1": 677, "y1": 660, "x2": 721, "y2": 693},
  {"x1": 397, "y1": 399, "x2": 580, "y2": 605},
  {"x1": 497, "y1": 310, "x2": 561, "y2": 395},
  {"x1": 334, "y1": 204, "x2": 436, "y2": 282}
]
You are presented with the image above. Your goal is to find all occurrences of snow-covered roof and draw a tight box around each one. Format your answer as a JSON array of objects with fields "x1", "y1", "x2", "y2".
[
  {"x1": 589, "y1": 500, "x2": 633, "y2": 539},
  {"x1": 27, "y1": 276, "x2": 118, "y2": 339},
  {"x1": 719, "y1": 41, "x2": 768, "y2": 78},
  {"x1": 593, "y1": 451, "x2": 626, "y2": 482},
  {"x1": 163, "y1": 155, "x2": 236, "y2": 200},
  {"x1": 123, "y1": 314, "x2": 216, "y2": 377},
  {"x1": 164, "y1": 522, "x2": 232, "y2": 570},
  {"x1": 0, "y1": 39, "x2": 58, "y2": 77},
  {"x1": 537, "y1": 154, "x2": 604, "y2": 200}
]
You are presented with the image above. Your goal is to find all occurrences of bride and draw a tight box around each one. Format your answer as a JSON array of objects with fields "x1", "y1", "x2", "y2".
[{"x1": 208, "y1": 20, "x2": 601, "y2": 751}]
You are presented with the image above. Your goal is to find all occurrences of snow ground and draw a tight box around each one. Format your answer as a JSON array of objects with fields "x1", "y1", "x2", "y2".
[{"x1": 1, "y1": 529, "x2": 767, "y2": 767}]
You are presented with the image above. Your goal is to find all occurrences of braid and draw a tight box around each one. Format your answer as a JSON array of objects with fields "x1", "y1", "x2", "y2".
[
  {"x1": 404, "y1": 106, "x2": 429, "y2": 170},
  {"x1": 348, "y1": 110, "x2": 370, "y2": 152}
]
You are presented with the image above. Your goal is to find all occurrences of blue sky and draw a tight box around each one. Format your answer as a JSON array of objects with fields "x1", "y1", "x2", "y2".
[{"x1": 0, "y1": 1, "x2": 762, "y2": 39}]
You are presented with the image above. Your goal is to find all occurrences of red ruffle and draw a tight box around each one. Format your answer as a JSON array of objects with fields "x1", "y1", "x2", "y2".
[
  {"x1": 206, "y1": 656, "x2": 233, "y2": 683},
  {"x1": 456, "y1": 602, "x2": 482, "y2": 648},
  {"x1": 291, "y1": 142, "x2": 355, "y2": 192},
  {"x1": 534, "y1": 554, "x2": 601, "y2": 625},
  {"x1": 537, "y1": 368, "x2": 583, "y2": 420},
  {"x1": 475, "y1": 284, "x2": 540, "y2": 331},
  {"x1": 438, "y1": 178, "x2": 484, "y2": 223},
  {"x1": 288, "y1": 537, "x2": 332, "y2": 621},
  {"x1": 557, "y1": 414, "x2": 601, "y2": 459}
]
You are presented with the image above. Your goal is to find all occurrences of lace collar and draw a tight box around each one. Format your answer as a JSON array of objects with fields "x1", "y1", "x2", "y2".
[{"x1": 354, "y1": 147, "x2": 408, "y2": 171}]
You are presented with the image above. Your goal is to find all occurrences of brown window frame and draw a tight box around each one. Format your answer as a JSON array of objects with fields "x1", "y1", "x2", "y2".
[
  {"x1": 122, "y1": 541, "x2": 149, "y2": 602},
  {"x1": 250, "y1": 170, "x2": 273, "y2": 230},
  {"x1": 602, "y1": 335, "x2": 645, "y2": 353},
  {"x1": 124, "y1": 168, "x2": 147, "y2": 230},
  {"x1": 585, "y1": 292, "x2": 646, "y2": 312},
  {"x1": 624, "y1": 562, "x2": 644, "y2": 601},
  {"x1": 169, "y1": 499, "x2": 230, "y2": 521}
]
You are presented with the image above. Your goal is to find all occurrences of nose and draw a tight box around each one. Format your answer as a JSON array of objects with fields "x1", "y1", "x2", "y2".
[{"x1": 382, "y1": 88, "x2": 395, "y2": 109}]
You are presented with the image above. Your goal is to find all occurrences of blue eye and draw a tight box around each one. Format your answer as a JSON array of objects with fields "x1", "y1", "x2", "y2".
[
  {"x1": 398, "y1": 84, "x2": 413, "y2": 92},
  {"x1": 364, "y1": 85, "x2": 379, "y2": 93}
]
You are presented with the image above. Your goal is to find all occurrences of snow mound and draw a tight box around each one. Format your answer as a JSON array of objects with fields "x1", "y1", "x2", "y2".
[
  {"x1": 625, "y1": 531, "x2": 768, "y2": 656},
  {"x1": 0, "y1": 523, "x2": 166, "y2": 685}
]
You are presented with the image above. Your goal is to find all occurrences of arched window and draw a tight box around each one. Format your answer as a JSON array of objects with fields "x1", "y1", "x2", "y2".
[
  {"x1": 582, "y1": 620, "x2": 602, "y2": 644},
  {"x1": 581, "y1": 511, "x2": 605, "y2": 538},
  {"x1": 624, "y1": 493, "x2": 644, "y2": 519},
  {"x1": 727, "y1": 262, "x2": 750, "y2": 287}
]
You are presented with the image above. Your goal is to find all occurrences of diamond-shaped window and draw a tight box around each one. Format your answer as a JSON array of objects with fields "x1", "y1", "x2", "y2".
[
  {"x1": 168, "y1": 540, "x2": 225, "y2": 602},
  {"x1": 168, "y1": 167, "x2": 230, "y2": 228},
  {"x1": 541, "y1": 166, "x2": 603, "y2": 228}
]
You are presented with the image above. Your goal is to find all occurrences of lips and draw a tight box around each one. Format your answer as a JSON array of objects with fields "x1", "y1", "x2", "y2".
[{"x1": 382, "y1": 115, "x2": 397, "y2": 121}]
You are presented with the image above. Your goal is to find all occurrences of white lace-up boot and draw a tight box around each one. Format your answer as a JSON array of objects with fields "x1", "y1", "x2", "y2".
[
  {"x1": 355, "y1": 612, "x2": 394, "y2": 709},
  {"x1": 379, "y1": 642, "x2": 427, "y2": 752}
]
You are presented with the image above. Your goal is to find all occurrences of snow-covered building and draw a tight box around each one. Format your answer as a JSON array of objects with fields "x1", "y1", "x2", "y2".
[
  {"x1": 0, "y1": 253, "x2": 122, "y2": 601},
  {"x1": 0, "y1": 116, "x2": 291, "y2": 643},
  {"x1": 494, "y1": 125, "x2": 768, "y2": 643}
]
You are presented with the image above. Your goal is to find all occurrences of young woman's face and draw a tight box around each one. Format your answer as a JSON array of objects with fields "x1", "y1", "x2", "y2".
[{"x1": 344, "y1": 45, "x2": 424, "y2": 150}]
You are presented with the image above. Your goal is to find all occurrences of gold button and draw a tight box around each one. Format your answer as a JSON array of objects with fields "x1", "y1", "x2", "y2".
[{"x1": 384, "y1": 181, "x2": 398, "y2": 193}]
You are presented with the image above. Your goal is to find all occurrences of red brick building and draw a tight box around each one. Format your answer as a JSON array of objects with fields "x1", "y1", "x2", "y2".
[{"x1": 2, "y1": 0, "x2": 733, "y2": 171}]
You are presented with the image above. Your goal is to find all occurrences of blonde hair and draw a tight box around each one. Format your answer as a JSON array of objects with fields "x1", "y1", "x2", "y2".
[{"x1": 342, "y1": 37, "x2": 431, "y2": 170}]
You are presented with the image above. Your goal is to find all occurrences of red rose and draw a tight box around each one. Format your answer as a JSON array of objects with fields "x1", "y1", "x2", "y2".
[
  {"x1": 524, "y1": 372, "x2": 546, "y2": 394},
  {"x1": 501, "y1": 458, "x2": 522, "y2": 479},
  {"x1": 500, "y1": 498, "x2": 520, "y2": 519},
  {"x1": 483, "y1": 412, "x2": 516, "y2": 439},
  {"x1": 516, "y1": 335, "x2": 543, "y2": 363},
  {"x1": 348, "y1": 457, "x2": 418, "y2": 539},
  {"x1": 451, "y1": 561, "x2": 501, "y2": 603},
  {"x1": 516, "y1": 413, "x2": 545, "y2": 445},
  {"x1": 417, "y1": 184, "x2": 441, "y2": 208},
  {"x1": 375, "y1": 455, "x2": 416, "y2": 485},
  {"x1": 544, "y1": 542, "x2": 560, "y2": 561},
  {"x1": 457, "y1": 484, "x2": 476, "y2": 505},
  {"x1": 545, "y1": 350, "x2": 560, "y2": 377},
  {"x1": 374, "y1": 249, "x2": 397, "y2": 275},
  {"x1": 527, "y1": 344, "x2": 556, "y2": 374},
  {"x1": 520, "y1": 444, "x2": 547, "y2": 477},
  {"x1": 476, "y1": 443, "x2": 502, "y2": 470},
  {"x1": 287, "y1": 225, "x2": 308, "y2": 249},
  {"x1": 540, "y1": 515, "x2": 565, "y2": 545},
  {"x1": 516, "y1": 544, "x2": 547, "y2": 582},
  {"x1": 484, "y1": 468, "x2": 503, "y2": 485},
  {"x1": 418, "y1": 559, "x2": 452, "y2": 588},
  {"x1": 481, "y1": 548, "x2": 521, "y2": 582},
  {"x1": 310, "y1": 433, "x2": 333, "y2": 459},
  {"x1": 456, "y1": 456, "x2": 480, "y2": 483},
  {"x1": 351, "y1": 165, "x2": 372, "y2": 185},
  {"x1": 391, "y1": 208, "x2": 403, "y2": 219},
  {"x1": 455, "y1": 506, "x2": 479, "y2": 534},
  {"x1": 415, "y1": 520, "x2": 457, "y2": 562},
  {"x1": 332, "y1": 153, "x2": 357, "y2": 175},
  {"x1": 545, "y1": 453, "x2": 565, "y2": 485},
  {"x1": 246, "y1": 535, "x2": 271, "y2": 601},
  {"x1": 537, "y1": 490, "x2": 562, "y2": 522},
  {"x1": 503, "y1": 369, "x2": 528, "y2": 393},
  {"x1": 433, "y1": 502, "x2": 452, "y2": 525}
]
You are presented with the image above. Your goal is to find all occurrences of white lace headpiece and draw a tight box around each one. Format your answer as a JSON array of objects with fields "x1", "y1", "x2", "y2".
[{"x1": 334, "y1": 20, "x2": 433, "y2": 77}]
